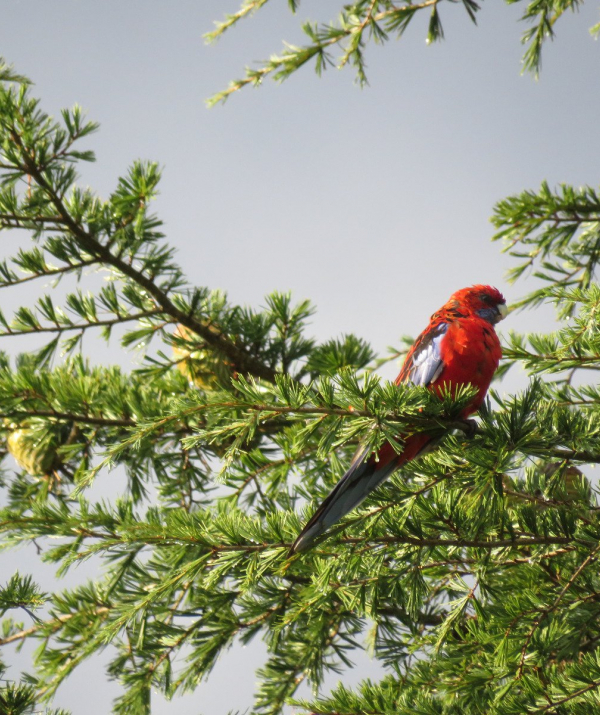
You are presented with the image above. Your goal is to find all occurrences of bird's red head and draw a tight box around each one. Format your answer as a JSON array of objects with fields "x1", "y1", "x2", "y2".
[{"x1": 446, "y1": 285, "x2": 507, "y2": 324}]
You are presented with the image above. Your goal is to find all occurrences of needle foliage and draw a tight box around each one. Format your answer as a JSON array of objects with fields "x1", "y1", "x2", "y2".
[
  {"x1": 1, "y1": 22, "x2": 600, "y2": 715},
  {"x1": 206, "y1": 0, "x2": 595, "y2": 105}
]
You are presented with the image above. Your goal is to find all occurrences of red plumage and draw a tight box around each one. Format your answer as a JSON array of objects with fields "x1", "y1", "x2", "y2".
[{"x1": 290, "y1": 284, "x2": 507, "y2": 554}]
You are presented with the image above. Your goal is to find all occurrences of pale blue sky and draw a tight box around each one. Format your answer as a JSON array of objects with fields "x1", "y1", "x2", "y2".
[{"x1": 1, "y1": 1, "x2": 599, "y2": 712}]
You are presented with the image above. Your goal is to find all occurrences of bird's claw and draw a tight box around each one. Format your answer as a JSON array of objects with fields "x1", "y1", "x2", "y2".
[{"x1": 457, "y1": 418, "x2": 478, "y2": 438}]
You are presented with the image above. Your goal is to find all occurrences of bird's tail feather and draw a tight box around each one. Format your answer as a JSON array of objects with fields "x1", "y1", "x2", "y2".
[{"x1": 289, "y1": 447, "x2": 399, "y2": 554}]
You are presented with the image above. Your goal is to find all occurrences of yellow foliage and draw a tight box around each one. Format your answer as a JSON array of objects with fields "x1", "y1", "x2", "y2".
[
  {"x1": 5, "y1": 423, "x2": 59, "y2": 476},
  {"x1": 172, "y1": 325, "x2": 233, "y2": 390}
]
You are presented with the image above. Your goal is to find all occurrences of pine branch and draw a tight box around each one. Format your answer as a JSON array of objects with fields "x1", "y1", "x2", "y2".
[
  {"x1": 0, "y1": 410, "x2": 134, "y2": 428},
  {"x1": 204, "y1": 0, "x2": 271, "y2": 42},
  {"x1": 533, "y1": 678, "x2": 600, "y2": 713},
  {"x1": 5, "y1": 129, "x2": 278, "y2": 382},
  {"x1": 207, "y1": 0, "x2": 444, "y2": 106},
  {"x1": 206, "y1": 0, "x2": 589, "y2": 104},
  {"x1": 0, "y1": 308, "x2": 162, "y2": 337},
  {"x1": 0, "y1": 212, "x2": 66, "y2": 225},
  {"x1": 0, "y1": 606, "x2": 110, "y2": 646},
  {"x1": 0, "y1": 257, "x2": 96, "y2": 288},
  {"x1": 517, "y1": 543, "x2": 600, "y2": 679},
  {"x1": 342, "y1": 534, "x2": 576, "y2": 549}
]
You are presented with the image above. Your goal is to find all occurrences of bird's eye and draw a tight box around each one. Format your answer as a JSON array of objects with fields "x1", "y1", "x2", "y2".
[{"x1": 481, "y1": 294, "x2": 493, "y2": 305}]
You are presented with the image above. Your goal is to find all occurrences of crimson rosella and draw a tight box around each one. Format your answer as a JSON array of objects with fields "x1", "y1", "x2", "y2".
[{"x1": 290, "y1": 284, "x2": 507, "y2": 554}]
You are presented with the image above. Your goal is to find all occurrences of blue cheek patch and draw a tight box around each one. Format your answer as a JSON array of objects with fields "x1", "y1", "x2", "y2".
[{"x1": 477, "y1": 307, "x2": 498, "y2": 323}]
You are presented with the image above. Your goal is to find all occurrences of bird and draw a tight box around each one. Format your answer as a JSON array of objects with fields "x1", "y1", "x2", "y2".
[{"x1": 290, "y1": 284, "x2": 507, "y2": 554}]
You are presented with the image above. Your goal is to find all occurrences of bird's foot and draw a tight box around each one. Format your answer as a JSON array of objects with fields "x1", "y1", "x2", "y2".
[{"x1": 456, "y1": 418, "x2": 478, "y2": 438}]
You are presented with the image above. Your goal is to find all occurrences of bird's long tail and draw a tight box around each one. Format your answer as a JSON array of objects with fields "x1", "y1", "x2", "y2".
[{"x1": 290, "y1": 434, "x2": 432, "y2": 554}]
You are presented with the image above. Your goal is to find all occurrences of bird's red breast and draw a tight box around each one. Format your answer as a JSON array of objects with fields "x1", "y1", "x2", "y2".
[{"x1": 434, "y1": 317, "x2": 502, "y2": 414}]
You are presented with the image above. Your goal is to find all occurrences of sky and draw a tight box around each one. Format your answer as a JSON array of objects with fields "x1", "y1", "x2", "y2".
[{"x1": 1, "y1": 0, "x2": 599, "y2": 713}]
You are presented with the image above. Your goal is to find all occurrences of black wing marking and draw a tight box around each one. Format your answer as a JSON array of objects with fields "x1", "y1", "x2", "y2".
[{"x1": 289, "y1": 452, "x2": 399, "y2": 554}]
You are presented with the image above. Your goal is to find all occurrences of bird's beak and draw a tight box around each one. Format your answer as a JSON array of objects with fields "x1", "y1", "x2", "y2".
[{"x1": 496, "y1": 303, "x2": 508, "y2": 323}]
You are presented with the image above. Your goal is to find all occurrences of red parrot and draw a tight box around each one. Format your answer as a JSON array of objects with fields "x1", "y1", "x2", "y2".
[{"x1": 290, "y1": 284, "x2": 507, "y2": 554}]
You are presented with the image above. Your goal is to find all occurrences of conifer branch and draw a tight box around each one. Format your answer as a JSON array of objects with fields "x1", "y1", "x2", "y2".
[
  {"x1": 5, "y1": 133, "x2": 278, "y2": 383},
  {"x1": 0, "y1": 212, "x2": 66, "y2": 225},
  {"x1": 0, "y1": 309, "x2": 162, "y2": 337},
  {"x1": 517, "y1": 543, "x2": 600, "y2": 679},
  {"x1": 343, "y1": 534, "x2": 576, "y2": 550},
  {"x1": 207, "y1": 0, "x2": 444, "y2": 106},
  {"x1": 0, "y1": 410, "x2": 134, "y2": 428},
  {"x1": 207, "y1": 0, "x2": 587, "y2": 104},
  {"x1": 0, "y1": 606, "x2": 110, "y2": 647},
  {"x1": 0, "y1": 257, "x2": 97, "y2": 287},
  {"x1": 534, "y1": 679, "x2": 600, "y2": 713}
]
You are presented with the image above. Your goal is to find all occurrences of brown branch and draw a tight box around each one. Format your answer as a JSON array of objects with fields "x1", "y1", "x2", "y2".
[
  {"x1": 0, "y1": 258, "x2": 97, "y2": 287},
  {"x1": 0, "y1": 308, "x2": 162, "y2": 337},
  {"x1": 17, "y1": 151, "x2": 278, "y2": 383},
  {"x1": 503, "y1": 349, "x2": 600, "y2": 366},
  {"x1": 0, "y1": 410, "x2": 134, "y2": 428},
  {"x1": 341, "y1": 534, "x2": 577, "y2": 550},
  {"x1": 549, "y1": 448, "x2": 600, "y2": 464},
  {"x1": 503, "y1": 488, "x2": 594, "y2": 525},
  {"x1": 0, "y1": 605, "x2": 109, "y2": 646},
  {"x1": 533, "y1": 677, "x2": 600, "y2": 713},
  {"x1": 517, "y1": 544, "x2": 600, "y2": 678},
  {"x1": 147, "y1": 620, "x2": 195, "y2": 675},
  {"x1": 378, "y1": 605, "x2": 444, "y2": 627},
  {"x1": 0, "y1": 212, "x2": 66, "y2": 225},
  {"x1": 0, "y1": 520, "x2": 581, "y2": 555},
  {"x1": 209, "y1": 401, "x2": 600, "y2": 464},
  {"x1": 56, "y1": 533, "x2": 580, "y2": 552}
]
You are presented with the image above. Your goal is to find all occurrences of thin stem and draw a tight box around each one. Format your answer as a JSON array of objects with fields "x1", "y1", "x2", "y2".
[
  {"x1": 0, "y1": 410, "x2": 134, "y2": 428},
  {"x1": 0, "y1": 309, "x2": 162, "y2": 336},
  {"x1": 0, "y1": 258, "x2": 97, "y2": 288}
]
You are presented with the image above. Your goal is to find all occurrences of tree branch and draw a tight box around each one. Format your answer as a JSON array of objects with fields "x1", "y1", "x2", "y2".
[
  {"x1": 12, "y1": 142, "x2": 278, "y2": 383},
  {"x1": 0, "y1": 605, "x2": 110, "y2": 646},
  {"x1": 0, "y1": 308, "x2": 162, "y2": 337},
  {"x1": 0, "y1": 410, "x2": 134, "y2": 428},
  {"x1": 517, "y1": 544, "x2": 600, "y2": 678},
  {"x1": 0, "y1": 258, "x2": 97, "y2": 288}
]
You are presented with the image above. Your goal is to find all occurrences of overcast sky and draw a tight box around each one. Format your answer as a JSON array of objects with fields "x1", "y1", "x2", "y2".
[{"x1": 1, "y1": 1, "x2": 599, "y2": 713}]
